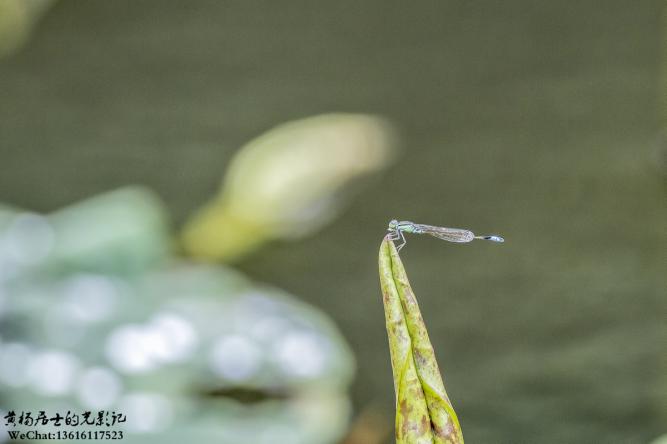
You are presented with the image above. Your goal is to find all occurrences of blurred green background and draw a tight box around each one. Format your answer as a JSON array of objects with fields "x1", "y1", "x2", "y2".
[{"x1": 0, "y1": 1, "x2": 665, "y2": 443}]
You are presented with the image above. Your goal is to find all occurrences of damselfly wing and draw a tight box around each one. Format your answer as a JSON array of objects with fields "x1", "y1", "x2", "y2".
[{"x1": 413, "y1": 224, "x2": 475, "y2": 243}]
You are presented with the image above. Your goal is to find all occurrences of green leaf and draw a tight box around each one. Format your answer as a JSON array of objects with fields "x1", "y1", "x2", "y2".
[{"x1": 379, "y1": 238, "x2": 463, "y2": 444}]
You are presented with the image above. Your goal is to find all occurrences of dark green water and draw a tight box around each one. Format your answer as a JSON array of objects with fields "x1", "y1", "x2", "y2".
[{"x1": 1, "y1": 1, "x2": 664, "y2": 442}]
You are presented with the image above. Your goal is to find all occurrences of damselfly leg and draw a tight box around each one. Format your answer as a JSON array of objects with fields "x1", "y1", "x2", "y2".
[
  {"x1": 395, "y1": 229, "x2": 406, "y2": 251},
  {"x1": 386, "y1": 227, "x2": 407, "y2": 251}
]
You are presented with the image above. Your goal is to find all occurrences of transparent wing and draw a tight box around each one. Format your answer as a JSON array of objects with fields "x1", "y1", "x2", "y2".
[{"x1": 414, "y1": 224, "x2": 475, "y2": 243}]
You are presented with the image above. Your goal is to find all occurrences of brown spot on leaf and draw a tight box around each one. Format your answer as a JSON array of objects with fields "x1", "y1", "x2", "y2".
[
  {"x1": 419, "y1": 414, "x2": 431, "y2": 436},
  {"x1": 399, "y1": 399, "x2": 412, "y2": 437}
]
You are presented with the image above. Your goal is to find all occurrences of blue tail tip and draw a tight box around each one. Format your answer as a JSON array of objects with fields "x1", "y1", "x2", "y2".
[{"x1": 484, "y1": 235, "x2": 504, "y2": 243}]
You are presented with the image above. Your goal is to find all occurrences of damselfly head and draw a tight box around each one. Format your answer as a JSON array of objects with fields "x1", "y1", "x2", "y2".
[{"x1": 388, "y1": 219, "x2": 399, "y2": 231}]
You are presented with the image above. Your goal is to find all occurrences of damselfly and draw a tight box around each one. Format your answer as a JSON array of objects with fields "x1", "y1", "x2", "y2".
[{"x1": 387, "y1": 219, "x2": 504, "y2": 251}]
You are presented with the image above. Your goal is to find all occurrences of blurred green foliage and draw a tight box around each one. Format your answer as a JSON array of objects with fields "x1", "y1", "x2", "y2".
[
  {"x1": 182, "y1": 113, "x2": 396, "y2": 262},
  {"x1": 0, "y1": 0, "x2": 54, "y2": 59},
  {"x1": 0, "y1": 188, "x2": 354, "y2": 444}
]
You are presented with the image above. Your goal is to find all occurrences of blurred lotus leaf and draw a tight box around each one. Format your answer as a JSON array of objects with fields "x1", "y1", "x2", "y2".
[
  {"x1": 0, "y1": 187, "x2": 171, "y2": 278},
  {"x1": 182, "y1": 113, "x2": 397, "y2": 262},
  {"x1": 0, "y1": 0, "x2": 55, "y2": 59},
  {"x1": 0, "y1": 189, "x2": 355, "y2": 444},
  {"x1": 0, "y1": 265, "x2": 354, "y2": 444}
]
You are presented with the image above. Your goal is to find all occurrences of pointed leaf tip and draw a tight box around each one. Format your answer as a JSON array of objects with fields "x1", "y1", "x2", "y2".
[{"x1": 378, "y1": 238, "x2": 464, "y2": 444}]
